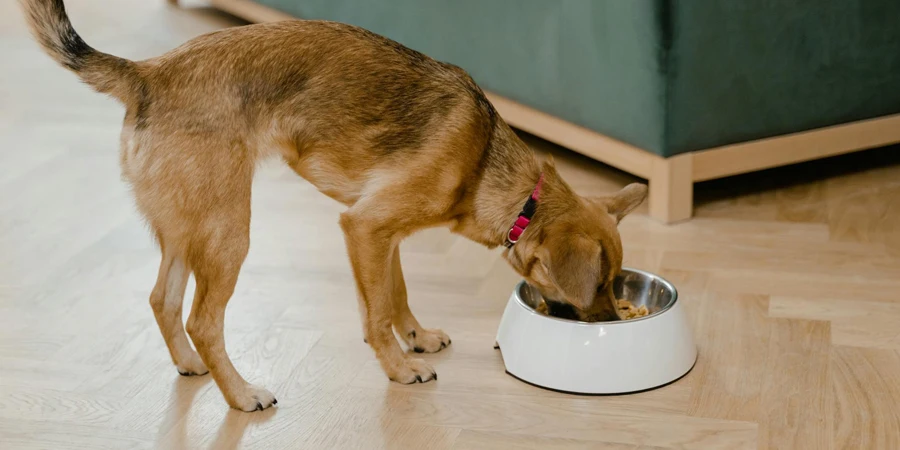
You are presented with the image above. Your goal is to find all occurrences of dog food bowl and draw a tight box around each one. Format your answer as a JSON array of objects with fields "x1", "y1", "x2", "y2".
[{"x1": 495, "y1": 268, "x2": 696, "y2": 394}]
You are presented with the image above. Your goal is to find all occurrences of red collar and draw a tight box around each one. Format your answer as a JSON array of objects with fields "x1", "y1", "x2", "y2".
[{"x1": 504, "y1": 173, "x2": 544, "y2": 248}]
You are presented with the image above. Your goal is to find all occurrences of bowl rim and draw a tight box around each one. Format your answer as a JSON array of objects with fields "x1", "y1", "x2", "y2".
[{"x1": 512, "y1": 267, "x2": 679, "y2": 325}]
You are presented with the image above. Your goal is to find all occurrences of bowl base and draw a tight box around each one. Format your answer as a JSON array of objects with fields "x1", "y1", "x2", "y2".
[{"x1": 496, "y1": 345, "x2": 697, "y2": 395}]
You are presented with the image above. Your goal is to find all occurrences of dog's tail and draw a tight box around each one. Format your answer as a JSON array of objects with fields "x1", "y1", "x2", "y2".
[{"x1": 20, "y1": 0, "x2": 142, "y2": 103}]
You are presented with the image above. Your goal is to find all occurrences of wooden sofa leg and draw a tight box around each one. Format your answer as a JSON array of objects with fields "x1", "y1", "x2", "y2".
[{"x1": 649, "y1": 153, "x2": 693, "y2": 223}]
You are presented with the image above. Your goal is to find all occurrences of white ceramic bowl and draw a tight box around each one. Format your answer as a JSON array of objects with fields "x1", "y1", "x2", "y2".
[{"x1": 495, "y1": 268, "x2": 697, "y2": 394}]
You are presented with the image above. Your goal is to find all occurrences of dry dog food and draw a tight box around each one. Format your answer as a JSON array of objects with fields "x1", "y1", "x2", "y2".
[{"x1": 617, "y1": 299, "x2": 649, "y2": 319}]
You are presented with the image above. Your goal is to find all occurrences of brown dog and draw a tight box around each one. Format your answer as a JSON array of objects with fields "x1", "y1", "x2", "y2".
[{"x1": 23, "y1": 0, "x2": 647, "y2": 411}]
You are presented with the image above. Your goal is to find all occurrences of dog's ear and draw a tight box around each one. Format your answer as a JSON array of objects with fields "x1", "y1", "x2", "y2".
[
  {"x1": 542, "y1": 154, "x2": 556, "y2": 170},
  {"x1": 595, "y1": 183, "x2": 648, "y2": 223},
  {"x1": 537, "y1": 234, "x2": 601, "y2": 311}
]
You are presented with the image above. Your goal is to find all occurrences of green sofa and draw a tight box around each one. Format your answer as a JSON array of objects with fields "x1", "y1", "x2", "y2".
[{"x1": 208, "y1": 0, "x2": 900, "y2": 221}]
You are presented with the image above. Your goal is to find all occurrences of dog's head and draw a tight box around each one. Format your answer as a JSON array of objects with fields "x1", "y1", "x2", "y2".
[{"x1": 505, "y1": 162, "x2": 647, "y2": 321}]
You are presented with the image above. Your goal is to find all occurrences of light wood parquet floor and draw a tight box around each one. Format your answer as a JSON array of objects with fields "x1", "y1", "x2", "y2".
[{"x1": 2, "y1": 1, "x2": 899, "y2": 449}]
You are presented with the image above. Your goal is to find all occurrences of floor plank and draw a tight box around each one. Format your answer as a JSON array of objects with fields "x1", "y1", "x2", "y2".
[
  {"x1": 758, "y1": 319, "x2": 831, "y2": 450},
  {"x1": 831, "y1": 347, "x2": 900, "y2": 449},
  {"x1": 452, "y1": 430, "x2": 671, "y2": 450},
  {"x1": 687, "y1": 294, "x2": 771, "y2": 421},
  {"x1": 769, "y1": 296, "x2": 900, "y2": 350}
]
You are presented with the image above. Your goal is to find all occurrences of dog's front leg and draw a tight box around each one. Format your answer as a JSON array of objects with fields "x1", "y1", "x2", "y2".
[
  {"x1": 339, "y1": 212, "x2": 437, "y2": 384},
  {"x1": 390, "y1": 247, "x2": 451, "y2": 353}
]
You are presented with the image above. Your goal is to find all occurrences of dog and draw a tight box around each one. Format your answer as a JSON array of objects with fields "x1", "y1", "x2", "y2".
[{"x1": 22, "y1": 0, "x2": 647, "y2": 411}]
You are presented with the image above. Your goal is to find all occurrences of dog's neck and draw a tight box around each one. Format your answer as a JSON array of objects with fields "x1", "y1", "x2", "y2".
[{"x1": 462, "y1": 122, "x2": 544, "y2": 248}]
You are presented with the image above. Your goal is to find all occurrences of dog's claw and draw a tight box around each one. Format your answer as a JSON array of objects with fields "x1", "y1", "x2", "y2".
[
  {"x1": 439, "y1": 342, "x2": 446, "y2": 350},
  {"x1": 433, "y1": 373, "x2": 437, "y2": 381},
  {"x1": 415, "y1": 375, "x2": 423, "y2": 383},
  {"x1": 413, "y1": 347, "x2": 424, "y2": 353},
  {"x1": 255, "y1": 401, "x2": 263, "y2": 411},
  {"x1": 272, "y1": 398, "x2": 277, "y2": 405},
  {"x1": 409, "y1": 330, "x2": 416, "y2": 338}
]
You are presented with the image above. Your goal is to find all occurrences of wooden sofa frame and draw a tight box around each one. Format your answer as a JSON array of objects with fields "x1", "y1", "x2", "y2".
[{"x1": 195, "y1": 0, "x2": 900, "y2": 223}]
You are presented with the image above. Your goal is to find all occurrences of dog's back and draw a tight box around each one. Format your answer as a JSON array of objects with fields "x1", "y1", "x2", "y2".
[{"x1": 132, "y1": 20, "x2": 496, "y2": 206}]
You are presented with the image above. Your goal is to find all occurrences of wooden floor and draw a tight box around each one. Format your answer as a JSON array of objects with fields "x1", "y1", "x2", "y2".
[{"x1": 3, "y1": 1, "x2": 900, "y2": 449}]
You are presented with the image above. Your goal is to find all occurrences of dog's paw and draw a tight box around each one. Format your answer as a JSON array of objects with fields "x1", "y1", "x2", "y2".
[
  {"x1": 176, "y1": 354, "x2": 209, "y2": 377},
  {"x1": 406, "y1": 328, "x2": 451, "y2": 353},
  {"x1": 227, "y1": 384, "x2": 278, "y2": 412},
  {"x1": 387, "y1": 358, "x2": 437, "y2": 384}
]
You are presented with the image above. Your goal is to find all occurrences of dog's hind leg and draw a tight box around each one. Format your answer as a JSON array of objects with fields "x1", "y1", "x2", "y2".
[
  {"x1": 126, "y1": 124, "x2": 271, "y2": 409},
  {"x1": 390, "y1": 247, "x2": 451, "y2": 353},
  {"x1": 184, "y1": 202, "x2": 276, "y2": 411},
  {"x1": 149, "y1": 240, "x2": 208, "y2": 376}
]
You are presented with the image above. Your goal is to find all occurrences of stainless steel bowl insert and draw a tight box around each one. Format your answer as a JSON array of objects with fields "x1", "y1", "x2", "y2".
[{"x1": 515, "y1": 268, "x2": 678, "y2": 323}]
